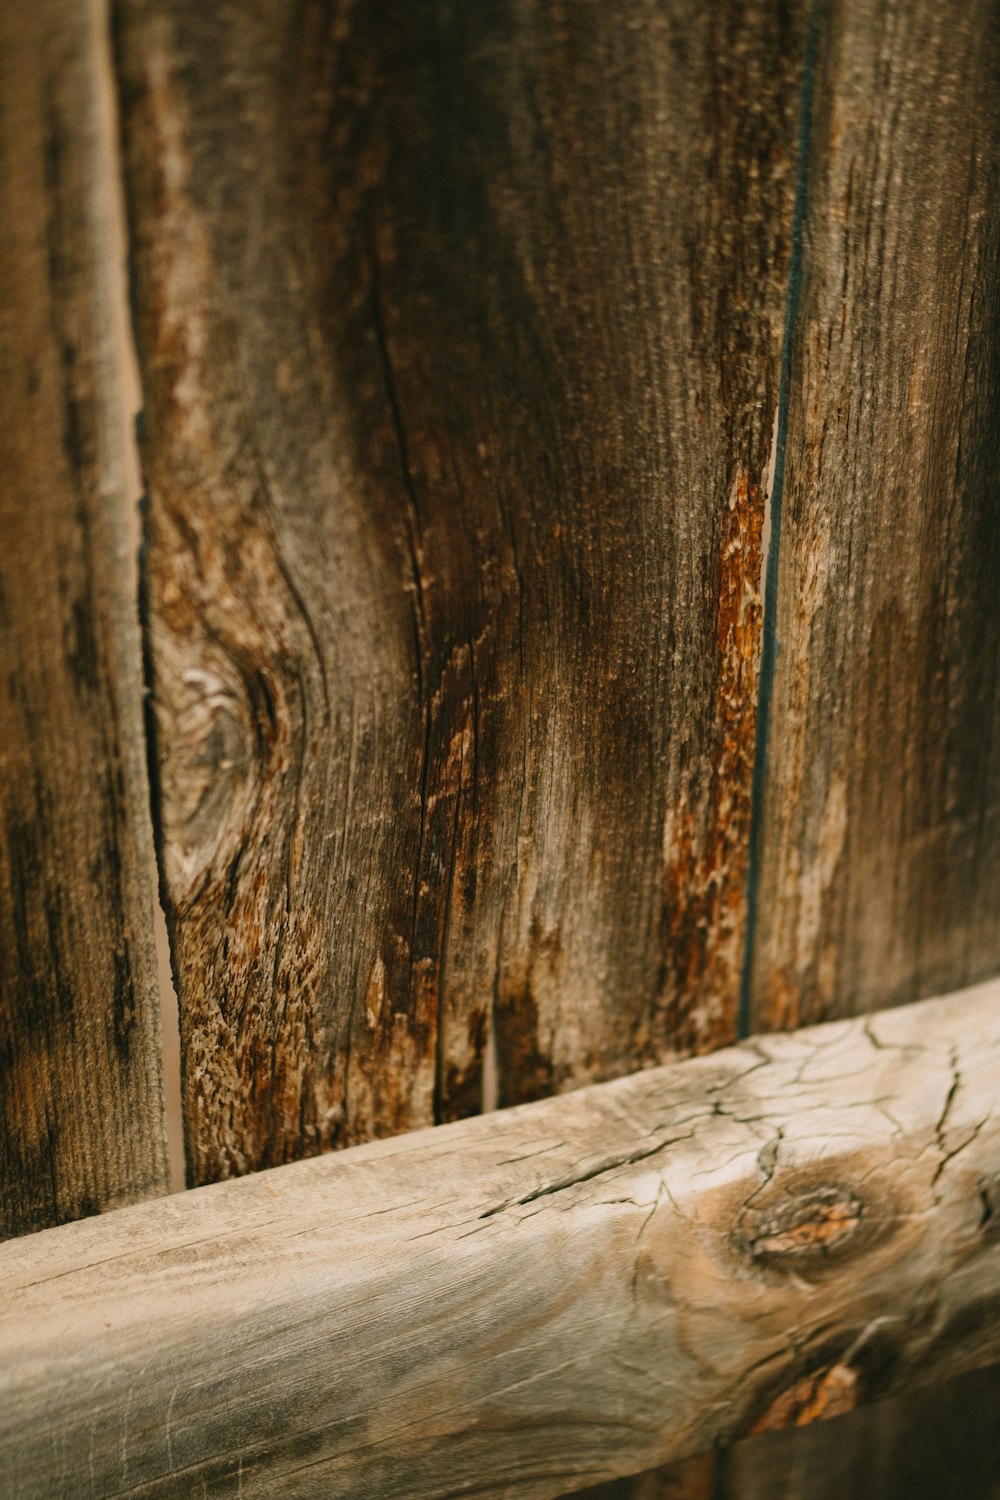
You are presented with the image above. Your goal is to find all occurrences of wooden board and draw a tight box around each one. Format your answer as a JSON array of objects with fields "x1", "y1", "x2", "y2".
[
  {"x1": 3, "y1": 979, "x2": 998, "y2": 1498},
  {"x1": 0, "y1": 0, "x2": 168, "y2": 1237},
  {"x1": 748, "y1": 0, "x2": 1000, "y2": 1030},
  {"x1": 114, "y1": 0, "x2": 806, "y2": 1183}
]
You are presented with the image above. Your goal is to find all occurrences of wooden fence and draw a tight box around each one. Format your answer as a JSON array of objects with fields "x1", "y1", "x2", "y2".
[{"x1": 2, "y1": 0, "x2": 998, "y2": 1494}]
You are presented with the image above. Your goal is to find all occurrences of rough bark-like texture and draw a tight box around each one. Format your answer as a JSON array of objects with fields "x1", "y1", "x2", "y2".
[
  {"x1": 0, "y1": 0, "x2": 167, "y2": 1237},
  {"x1": 114, "y1": 0, "x2": 805, "y2": 1183},
  {"x1": 2, "y1": 980, "x2": 998, "y2": 1498},
  {"x1": 749, "y1": 0, "x2": 1000, "y2": 1030}
]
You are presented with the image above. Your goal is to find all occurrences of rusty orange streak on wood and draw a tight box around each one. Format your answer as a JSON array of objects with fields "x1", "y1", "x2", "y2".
[
  {"x1": 752, "y1": 1364, "x2": 859, "y2": 1434},
  {"x1": 662, "y1": 473, "x2": 765, "y2": 1056}
]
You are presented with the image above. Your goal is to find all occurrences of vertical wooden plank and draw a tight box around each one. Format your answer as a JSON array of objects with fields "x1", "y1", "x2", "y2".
[
  {"x1": 0, "y1": 0, "x2": 168, "y2": 1236},
  {"x1": 749, "y1": 0, "x2": 1000, "y2": 1030},
  {"x1": 115, "y1": 0, "x2": 805, "y2": 1182},
  {"x1": 741, "y1": 8, "x2": 1000, "y2": 1494}
]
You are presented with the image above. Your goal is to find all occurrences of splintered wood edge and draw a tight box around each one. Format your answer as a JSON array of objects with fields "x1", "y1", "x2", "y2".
[{"x1": 2, "y1": 980, "x2": 999, "y2": 1498}]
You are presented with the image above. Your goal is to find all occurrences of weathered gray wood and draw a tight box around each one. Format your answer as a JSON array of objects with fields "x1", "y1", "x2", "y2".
[
  {"x1": 749, "y1": 0, "x2": 1000, "y2": 1030},
  {"x1": 0, "y1": 0, "x2": 168, "y2": 1237},
  {"x1": 3, "y1": 979, "x2": 997, "y2": 1498},
  {"x1": 114, "y1": 0, "x2": 806, "y2": 1183}
]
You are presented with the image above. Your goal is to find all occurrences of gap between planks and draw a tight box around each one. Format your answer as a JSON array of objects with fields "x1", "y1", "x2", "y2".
[{"x1": 93, "y1": 0, "x2": 186, "y2": 1194}]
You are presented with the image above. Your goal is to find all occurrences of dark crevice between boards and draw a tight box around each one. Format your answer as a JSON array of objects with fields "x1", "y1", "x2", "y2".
[
  {"x1": 363, "y1": 226, "x2": 447, "y2": 1133},
  {"x1": 738, "y1": 0, "x2": 821, "y2": 1042},
  {"x1": 134, "y1": 432, "x2": 186, "y2": 1194},
  {"x1": 99, "y1": 0, "x2": 186, "y2": 1191},
  {"x1": 711, "y1": 1437, "x2": 732, "y2": 1500},
  {"x1": 134, "y1": 446, "x2": 186, "y2": 1194}
]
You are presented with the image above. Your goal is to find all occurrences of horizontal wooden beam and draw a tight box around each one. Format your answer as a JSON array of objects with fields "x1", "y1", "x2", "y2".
[{"x1": 2, "y1": 982, "x2": 999, "y2": 1498}]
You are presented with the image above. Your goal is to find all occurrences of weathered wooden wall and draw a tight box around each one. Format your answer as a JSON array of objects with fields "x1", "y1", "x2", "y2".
[
  {"x1": 114, "y1": 0, "x2": 806, "y2": 1185},
  {"x1": 114, "y1": 0, "x2": 1000, "y2": 1187},
  {"x1": 0, "y1": 0, "x2": 167, "y2": 1238},
  {"x1": 749, "y1": 0, "x2": 1000, "y2": 1031},
  {"x1": 1, "y1": 0, "x2": 997, "y2": 1490},
  {"x1": 3, "y1": 0, "x2": 994, "y2": 1224},
  {"x1": 572, "y1": 0, "x2": 1000, "y2": 1491}
]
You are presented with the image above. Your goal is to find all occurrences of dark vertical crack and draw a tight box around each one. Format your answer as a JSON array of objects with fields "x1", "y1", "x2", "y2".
[
  {"x1": 365, "y1": 224, "x2": 445, "y2": 1119},
  {"x1": 738, "y1": 2, "x2": 821, "y2": 1039},
  {"x1": 365, "y1": 236, "x2": 429, "y2": 926},
  {"x1": 104, "y1": 0, "x2": 185, "y2": 1191},
  {"x1": 434, "y1": 721, "x2": 465, "y2": 1125},
  {"x1": 710, "y1": 1438, "x2": 731, "y2": 1500}
]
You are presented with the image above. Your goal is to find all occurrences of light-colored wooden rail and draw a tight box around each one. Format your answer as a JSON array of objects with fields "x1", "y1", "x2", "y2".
[{"x1": 3, "y1": 980, "x2": 998, "y2": 1499}]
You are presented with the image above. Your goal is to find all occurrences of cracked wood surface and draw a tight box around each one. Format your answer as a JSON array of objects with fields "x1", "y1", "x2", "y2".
[
  {"x1": 3, "y1": 979, "x2": 998, "y2": 1498},
  {"x1": 749, "y1": 0, "x2": 1000, "y2": 1031},
  {"x1": 113, "y1": 0, "x2": 805, "y2": 1184},
  {"x1": 0, "y1": 0, "x2": 167, "y2": 1237}
]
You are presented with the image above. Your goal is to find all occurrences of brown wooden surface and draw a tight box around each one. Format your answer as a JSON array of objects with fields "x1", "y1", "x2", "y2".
[
  {"x1": 748, "y1": 0, "x2": 1000, "y2": 1031},
  {"x1": 115, "y1": 0, "x2": 806, "y2": 1183},
  {"x1": 0, "y1": 0, "x2": 167, "y2": 1237}
]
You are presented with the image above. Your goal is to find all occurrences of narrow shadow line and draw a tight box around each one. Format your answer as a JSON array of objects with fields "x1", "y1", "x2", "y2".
[{"x1": 738, "y1": 2, "x2": 822, "y2": 1040}]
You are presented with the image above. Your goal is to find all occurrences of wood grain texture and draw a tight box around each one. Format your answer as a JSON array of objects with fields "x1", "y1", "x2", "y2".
[
  {"x1": 749, "y1": 0, "x2": 1000, "y2": 1030},
  {"x1": 3, "y1": 979, "x2": 998, "y2": 1498},
  {"x1": 114, "y1": 0, "x2": 806, "y2": 1183},
  {"x1": 0, "y1": 0, "x2": 167, "y2": 1237}
]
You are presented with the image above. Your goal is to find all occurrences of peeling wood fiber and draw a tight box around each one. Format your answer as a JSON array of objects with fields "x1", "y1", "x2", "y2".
[
  {"x1": 2, "y1": 980, "x2": 998, "y2": 1498},
  {"x1": 749, "y1": 0, "x2": 1000, "y2": 1029},
  {"x1": 0, "y1": 0, "x2": 168, "y2": 1237},
  {"x1": 114, "y1": 0, "x2": 805, "y2": 1183}
]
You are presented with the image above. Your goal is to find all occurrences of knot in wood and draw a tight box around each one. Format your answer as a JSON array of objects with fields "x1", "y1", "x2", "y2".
[
  {"x1": 158, "y1": 658, "x2": 258, "y2": 897},
  {"x1": 742, "y1": 1185, "x2": 863, "y2": 1266}
]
